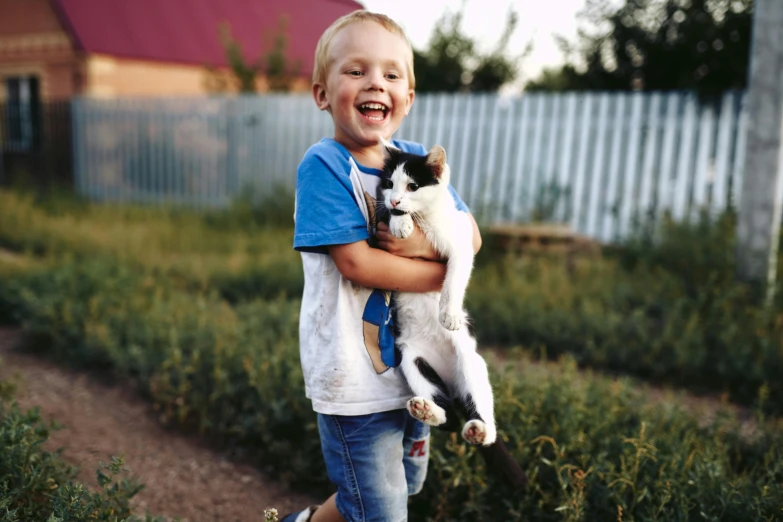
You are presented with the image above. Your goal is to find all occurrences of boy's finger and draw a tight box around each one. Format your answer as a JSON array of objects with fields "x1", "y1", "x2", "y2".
[{"x1": 377, "y1": 240, "x2": 393, "y2": 252}]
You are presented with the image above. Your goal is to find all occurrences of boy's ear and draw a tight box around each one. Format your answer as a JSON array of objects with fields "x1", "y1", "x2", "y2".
[
  {"x1": 312, "y1": 83, "x2": 329, "y2": 111},
  {"x1": 404, "y1": 89, "x2": 415, "y2": 116}
]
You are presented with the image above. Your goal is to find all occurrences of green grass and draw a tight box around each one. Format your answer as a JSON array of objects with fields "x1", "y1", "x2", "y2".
[
  {"x1": 3, "y1": 190, "x2": 780, "y2": 413},
  {"x1": 0, "y1": 189, "x2": 782, "y2": 520}
]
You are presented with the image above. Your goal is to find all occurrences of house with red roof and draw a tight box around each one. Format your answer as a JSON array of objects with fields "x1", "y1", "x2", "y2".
[
  {"x1": 0, "y1": 0, "x2": 362, "y2": 185},
  {"x1": 0, "y1": 0, "x2": 363, "y2": 101}
]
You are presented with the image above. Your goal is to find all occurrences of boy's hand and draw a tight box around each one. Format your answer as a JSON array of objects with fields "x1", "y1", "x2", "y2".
[{"x1": 376, "y1": 222, "x2": 442, "y2": 261}]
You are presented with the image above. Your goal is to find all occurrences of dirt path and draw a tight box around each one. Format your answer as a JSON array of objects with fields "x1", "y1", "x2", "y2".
[{"x1": 0, "y1": 328, "x2": 318, "y2": 522}]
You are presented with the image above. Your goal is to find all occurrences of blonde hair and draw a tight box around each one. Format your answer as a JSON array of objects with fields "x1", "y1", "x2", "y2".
[{"x1": 312, "y1": 10, "x2": 416, "y2": 90}]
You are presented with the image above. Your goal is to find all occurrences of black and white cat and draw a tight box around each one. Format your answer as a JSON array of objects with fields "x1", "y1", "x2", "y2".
[{"x1": 379, "y1": 142, "x2": 496, "y2": 446}]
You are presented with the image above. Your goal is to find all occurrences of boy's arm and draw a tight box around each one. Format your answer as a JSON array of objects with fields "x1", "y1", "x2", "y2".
[
  {"x1": 469, "y1": 213, "x2": 482, "y2": 253},
  {"x1": 376, "y1": 213, "x2": 483, "y2": 259},
  {"x1": 329, "y1": 241, "x2": 447, "y2": 292}
]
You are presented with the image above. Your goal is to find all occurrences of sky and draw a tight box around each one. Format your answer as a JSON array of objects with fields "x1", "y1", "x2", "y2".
[{"x1": 360, "y1": 0, "x2": 587, "y2": 88}]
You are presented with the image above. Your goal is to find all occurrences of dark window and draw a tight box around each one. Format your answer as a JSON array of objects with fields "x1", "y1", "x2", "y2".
[{"x1": 4, "y1": 76, "x2": 41, "y2": 150}]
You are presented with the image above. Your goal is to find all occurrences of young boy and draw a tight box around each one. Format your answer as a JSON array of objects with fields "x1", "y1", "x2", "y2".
[{"x1": 282, "y1": 10, "x2": 481, "y2": 522}]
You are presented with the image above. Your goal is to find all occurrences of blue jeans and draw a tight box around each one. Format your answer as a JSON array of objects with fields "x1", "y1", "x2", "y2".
[{"x1": 317, "y1": 410, "x2": 430, "y2": 522}]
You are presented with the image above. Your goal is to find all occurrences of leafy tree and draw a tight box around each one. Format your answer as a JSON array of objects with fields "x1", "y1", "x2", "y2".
[
  {"x1": 218, "y1": 22, "x2": 258, "y2": 93},
  {"x1": 414, "y1": 10, "x2": 524, "y2": 93},
  {"x1": 203, "y1": 16, "x2": 301, "y2": 94},
  {"x1": 262, "y1": 16, "x2": 302, "y2": 92},
  {"x1": 471, "y1": 11, "x2": 525, "y2": 92},
  {"x1": 526, "y1": 0, "x2": 753, "y2": 94},
  {"x1": 413, "y1": 11, "x2": 475, "y2": 92}
]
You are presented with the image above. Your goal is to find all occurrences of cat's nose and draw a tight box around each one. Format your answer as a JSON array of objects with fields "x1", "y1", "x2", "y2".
[{"x1": 391, "y1": 198, "x2": 400, "y2": 207}]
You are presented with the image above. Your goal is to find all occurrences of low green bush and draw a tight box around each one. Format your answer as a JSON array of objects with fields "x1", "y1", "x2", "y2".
[
  {"x1": 468, "y1": 250, "x2": 783, "y2": 412},
  {"x1": 468, "y1": 212, "x2": 783, "y2": 413},
  {"x1": 201, "y1": 184, "x2": 296, "y2": 231},
  {"x1": 210, "y1": 259, "x2": 304, "y2": 303},
  {"x1": 0, "y1": 376, "x2": 168, "y2": 521},
  {"x1": 415, "y1": 357, "x2": 783, "y2": 521}
]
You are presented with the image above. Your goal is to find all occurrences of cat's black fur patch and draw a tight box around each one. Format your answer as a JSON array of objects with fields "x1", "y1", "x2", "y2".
[
  {"x1": 413, "y1": 356, "x2": 450, "y2": 400},
  {"x1": 461, "y1": 393, "x2": 484, "y2": 422},
  {"x1": 382, "y1": 148, "x2": 441, "y2": 188},
  {"x1": 411, "y1": 356, "x2": 463, "y2": 431}
]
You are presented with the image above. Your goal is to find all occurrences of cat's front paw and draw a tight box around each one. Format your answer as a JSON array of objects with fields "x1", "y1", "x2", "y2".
[
  {"x1": 462, "y1": 419, "x2": 496, "y2": 446},
  {"x1": 389, "y1": 215, "x2": 414, "y2": 239},
  {"x1": 407, "y1": 397, "x2": 447, "y2": 426},
  {"x1": 439, "y1": 299, "x2": 465, "y2": 331},
  {"x1": 439, "y1": 310, "x2": 464, "y2": 331}
]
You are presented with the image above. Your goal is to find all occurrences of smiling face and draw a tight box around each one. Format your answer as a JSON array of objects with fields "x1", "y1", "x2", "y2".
[{"x1": 313, "y1": 21, "x2": 415, "y2": 164}]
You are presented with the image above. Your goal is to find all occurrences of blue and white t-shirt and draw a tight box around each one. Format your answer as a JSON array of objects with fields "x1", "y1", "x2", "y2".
[{"x1": 293, "y1": 137, "x2": 469, "y2": 415}]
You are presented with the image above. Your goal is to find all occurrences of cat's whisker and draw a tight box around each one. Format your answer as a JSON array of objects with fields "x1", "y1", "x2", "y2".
[{"x1": 374, "y1": 204, "x2": 391, "y2": 221}]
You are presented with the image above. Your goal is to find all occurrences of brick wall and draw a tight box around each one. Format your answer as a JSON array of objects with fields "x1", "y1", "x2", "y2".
[
  {"x1": 0, "y1": 0, "x2": 77, "y2": 100},
  {"x1": 83, "y1": 55, "x2": 310, "y2": 97}
]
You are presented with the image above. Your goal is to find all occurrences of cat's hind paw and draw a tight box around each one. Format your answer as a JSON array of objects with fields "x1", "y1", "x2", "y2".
[
  {"x1": 407, "y1": 397, "x2": 447, "y2": 426},
  {"x1": 462, "y1": 419, "x2": 496, "y2": 446}
]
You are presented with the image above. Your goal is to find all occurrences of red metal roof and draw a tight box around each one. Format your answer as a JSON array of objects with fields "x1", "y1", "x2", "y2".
[{"x1": 50, "y1": 0, "x2": 364, "y2": 76}]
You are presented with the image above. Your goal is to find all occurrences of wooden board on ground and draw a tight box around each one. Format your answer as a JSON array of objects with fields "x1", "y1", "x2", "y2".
[{"x1": 487, "y1": 223, "x2": 600, "y2": 256}]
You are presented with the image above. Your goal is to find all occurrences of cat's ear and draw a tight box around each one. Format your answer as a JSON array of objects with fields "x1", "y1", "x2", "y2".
[{"x1": 425, "y1": 145, "x2": 447, "y2": 179}]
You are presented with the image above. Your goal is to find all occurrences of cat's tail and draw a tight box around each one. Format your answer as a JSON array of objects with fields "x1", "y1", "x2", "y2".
[{"x1": 478, "y1": 438, "x2": 529, "y2": 489}]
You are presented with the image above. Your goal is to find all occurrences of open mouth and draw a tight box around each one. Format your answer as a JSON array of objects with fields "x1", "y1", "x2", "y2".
[{"x1": 357, "y1": 102, "x2": 389, "y2": 122}]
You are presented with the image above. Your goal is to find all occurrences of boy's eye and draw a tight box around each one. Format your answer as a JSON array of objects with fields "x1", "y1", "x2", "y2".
[
  {"x1": 347, "y1": 70, "x2": 363, "y2": 77},
  {"x1": 381, "y1": 179, "x2": 393, "y2": 189},
  {"x1": 386, "y1": 73, "x2": 400, "y2": 80},
  {"x1": 408, "y1": 183, "x2": 419, "y2": 191}
]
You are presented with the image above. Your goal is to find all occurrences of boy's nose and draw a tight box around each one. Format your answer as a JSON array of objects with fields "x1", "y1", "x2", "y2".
[{"x1": 366, "y1": 71, "x2": 385, "y2": 91}]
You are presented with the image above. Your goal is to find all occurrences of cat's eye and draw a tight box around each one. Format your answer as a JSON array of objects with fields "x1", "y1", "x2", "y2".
[
  {"x1": 408, "y1": 183, "x2": 419, "y2": 191},
  {"x1": 381, "y1": 179, "x2": 393, "y2": 189}
]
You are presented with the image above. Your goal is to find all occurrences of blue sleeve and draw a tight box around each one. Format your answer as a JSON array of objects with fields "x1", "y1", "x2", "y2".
[
  {"x1": 448, "y1": 185, "x2": 469, "y2": 213},
  {"x1": 393, "y1": 139, "x2": 470, "y2": 213},
  {"x1": 293, "y1": 144, "x2": 369, "y2": 254}
]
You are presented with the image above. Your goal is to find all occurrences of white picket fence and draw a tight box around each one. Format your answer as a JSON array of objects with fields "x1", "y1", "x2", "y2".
[{"x1": 73, "y1": 91, "x2": 748, "y2": 242}]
